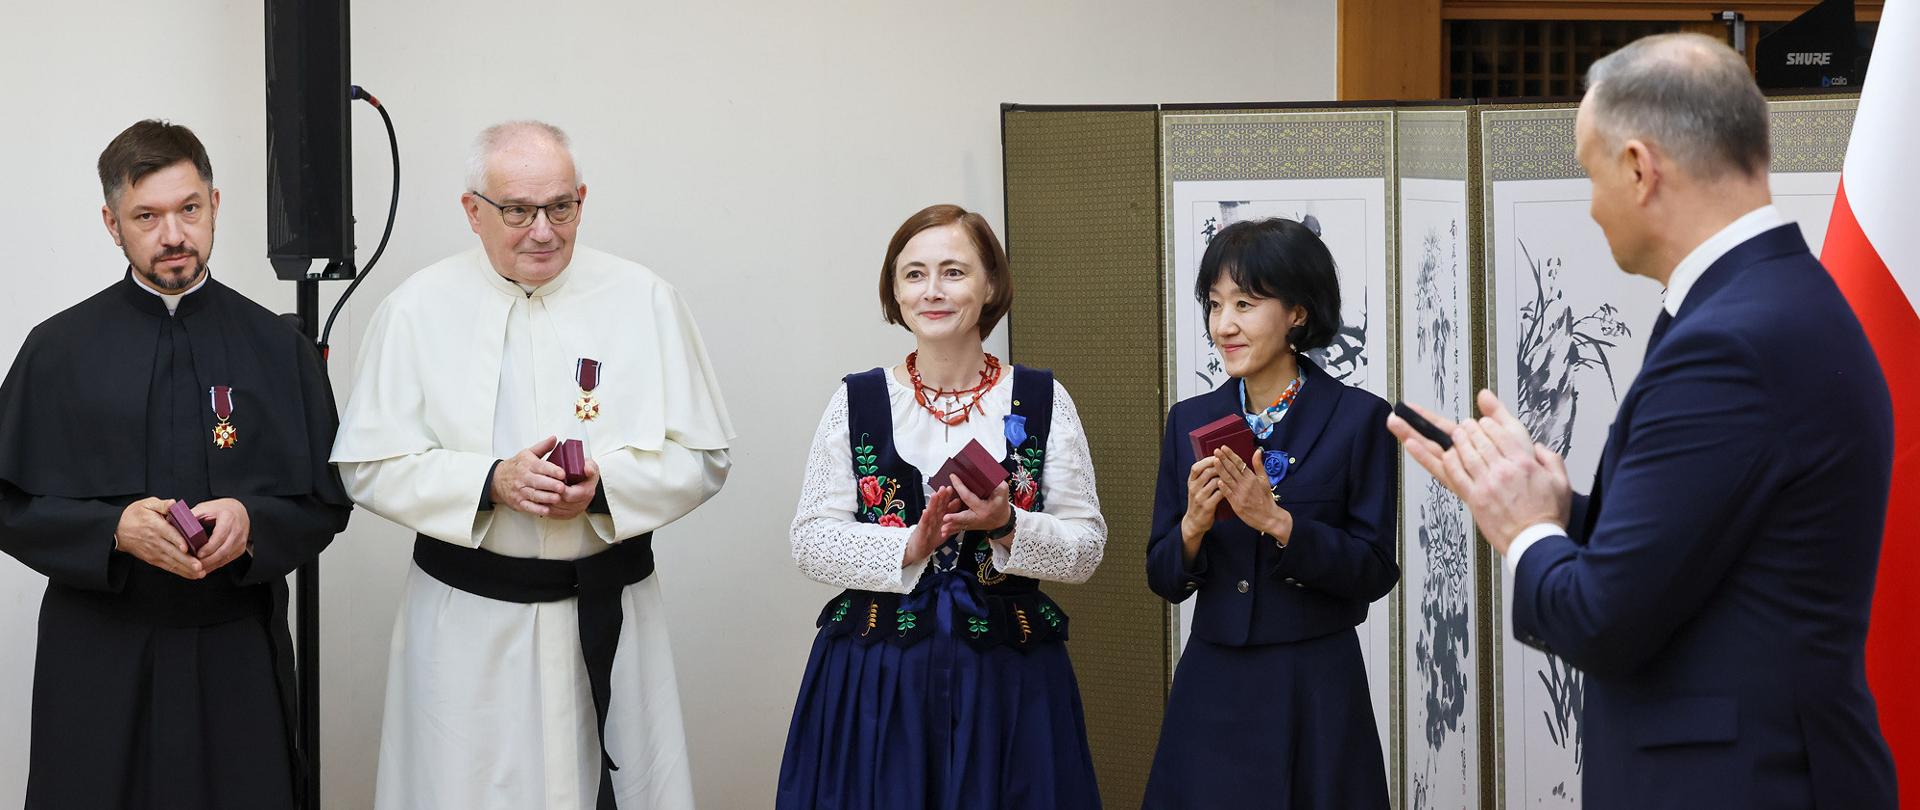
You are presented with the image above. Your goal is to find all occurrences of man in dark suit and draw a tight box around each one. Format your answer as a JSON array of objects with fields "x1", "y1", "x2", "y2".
[{"x1": 1391, "y1": 33, "x2": 1897, "y2": 809}]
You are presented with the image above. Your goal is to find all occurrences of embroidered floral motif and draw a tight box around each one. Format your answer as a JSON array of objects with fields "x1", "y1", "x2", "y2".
[
  {"x1": 966, "y1": 616, "x2": 991, "y2": 638},
  {"x1": 853, "y1": 435, "x2": 911, "y2": 526},
  {"x1": 1038, "y1": 601, "x2": 1064, "y2": 630},
  {"x1": 1010, "y1": 466, "x2": 1037, "y2": 511},
  {"x1": 976, "y1": 556, "x2": 1008, "y2": 587},
  {"x1": 830, "y1": 597, "x2": 851, "y2": 623},
  {"x1": 1012, "y1": 446, "x2": 1045, "y2": 511},
  {"x1": 895, "y1": 608, "x2": 919, "y2": 633}
]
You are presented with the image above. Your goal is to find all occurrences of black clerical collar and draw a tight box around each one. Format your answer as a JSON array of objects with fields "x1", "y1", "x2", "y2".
[{"x1": 118, "y1": 267, "x2": 215, "y2": 318}]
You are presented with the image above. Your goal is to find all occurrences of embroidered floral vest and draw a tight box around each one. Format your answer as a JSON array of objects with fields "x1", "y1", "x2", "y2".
[{"x1": 815, "y1": 365, "x2": 1071, "y2": 651}]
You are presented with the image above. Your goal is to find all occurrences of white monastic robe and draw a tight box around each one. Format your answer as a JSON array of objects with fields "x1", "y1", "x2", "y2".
[{"x1": 331, "y1": 246, "x2": 734, "y2": 810}]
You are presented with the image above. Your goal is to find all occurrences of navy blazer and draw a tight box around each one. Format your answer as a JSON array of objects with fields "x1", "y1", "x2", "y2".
[
  {"x1": 1511, "y1": 224, "x2": 1897, "y2": 810},
  {"x1": 1147, "y1": 357, "x2": 1399, "y2": 646}
]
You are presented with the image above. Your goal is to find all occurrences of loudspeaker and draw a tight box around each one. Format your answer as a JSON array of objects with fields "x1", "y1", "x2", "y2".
[
  {"x1": 1755, "y1": 0, "x2": 1859, "y2": 90},
  {"x1": 265, "y1": 0, "x2": 353, "y2": 280}
]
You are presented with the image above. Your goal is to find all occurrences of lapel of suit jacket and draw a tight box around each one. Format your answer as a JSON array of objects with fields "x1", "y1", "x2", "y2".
[
  {"x1": 1197, "y1": 373, "x2": 1238, "y2": 411},
  {"x1": 1263, "y1": 356, "x2": 1343, "y2": 475},
  {"x1": 1195, "y1": 376, "x2": 1243, "y2": 437}
]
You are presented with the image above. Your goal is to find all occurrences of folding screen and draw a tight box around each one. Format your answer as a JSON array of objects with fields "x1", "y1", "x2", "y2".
[
  {"x1": 1396, "y1": 105, "x2": 1482, "y2": 810},
  {"x1": 1002, "y1": 105, "x2": 1170, "y2": 810}
]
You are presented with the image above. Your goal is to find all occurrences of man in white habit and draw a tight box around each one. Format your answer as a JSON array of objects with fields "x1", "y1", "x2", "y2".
[{"x1": 331, "y1": 120, "x2": 734, "y2": 810}]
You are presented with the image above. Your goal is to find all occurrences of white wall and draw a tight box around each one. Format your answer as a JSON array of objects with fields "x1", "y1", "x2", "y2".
[{"x1": 0, "y1": 1, "x2": 1336, "y2": 805}]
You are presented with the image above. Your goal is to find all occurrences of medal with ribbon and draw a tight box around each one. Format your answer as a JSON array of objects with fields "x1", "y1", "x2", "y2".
[
  {"x1": 574, "y1": 358, "x2": 602, "y2": 421},
  {"x1": 209, "y1": 386, "x2": 237, "y2": 449}
]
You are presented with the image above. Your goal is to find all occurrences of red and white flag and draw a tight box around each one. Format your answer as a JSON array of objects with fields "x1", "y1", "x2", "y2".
[{"x1": 1822, "y1": 2, "x2": 1920, "y2": 800}]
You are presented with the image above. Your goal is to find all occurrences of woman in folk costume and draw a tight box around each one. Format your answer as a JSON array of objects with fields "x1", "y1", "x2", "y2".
[
  {"x1": 777, "y1": 204, "x2": 1107, "y2": 809},
  {"x1": 1143, "y1": 217, "x2": 1398, "y2": 809}
]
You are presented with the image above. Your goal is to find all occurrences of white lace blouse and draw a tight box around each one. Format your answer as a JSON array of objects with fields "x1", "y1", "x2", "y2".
[{"x1": 790, "y1": 368, "x2": 1107, "y2": 593}]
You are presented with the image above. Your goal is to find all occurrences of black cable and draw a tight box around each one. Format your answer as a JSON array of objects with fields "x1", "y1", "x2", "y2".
[{"x1": 320, "y1": 85, "x2": 398, "y2": 354}]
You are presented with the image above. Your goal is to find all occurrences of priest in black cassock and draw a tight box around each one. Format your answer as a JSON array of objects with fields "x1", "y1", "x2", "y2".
[{"x1": 0, "y1": 120, "x2": 351, "y2": 809}]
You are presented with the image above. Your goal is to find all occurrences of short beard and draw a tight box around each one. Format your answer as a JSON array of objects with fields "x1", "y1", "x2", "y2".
[{"x1": 131, "y1": 250, "x2": 207, "y2": 293}]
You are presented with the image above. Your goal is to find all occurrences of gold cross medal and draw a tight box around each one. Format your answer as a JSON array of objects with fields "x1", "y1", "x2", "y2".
[
  {"x1": 574, "y1": 358, "x2": 602, "y2": 421},
  {"x1": 210, "y1": 385, "x2": 237, "y2": 449}
]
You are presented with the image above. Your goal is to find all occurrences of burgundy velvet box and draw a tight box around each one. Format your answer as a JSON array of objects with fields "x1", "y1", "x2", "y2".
[
  {"x1": 167, "y1": 500, "x2": 209, "y2": 554},
  {"x1": 931, "y1": 439, "x2": 1010, "y2": 497},
  {"x1": 1188, "y1": 414, "x2": 1257, "y2": 522},
  {"x1": 548, "y1": 439, "x2": 588, "y2": 486}
]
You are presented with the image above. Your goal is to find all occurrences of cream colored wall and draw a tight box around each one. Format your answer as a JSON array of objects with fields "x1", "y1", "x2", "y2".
[{"x1": 0, "y1": 1, "x2": 1336, "y2": 805}]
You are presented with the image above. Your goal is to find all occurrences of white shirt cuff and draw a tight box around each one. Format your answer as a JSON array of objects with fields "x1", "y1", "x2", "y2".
[
  {"x1": 897, "y1": 556, "x2": 930, "y2": 593},
  {"x1": 990, "y1": 537, "x2": 1013, "y2": 571},
  {"x1": 987, "y1": 509, "x2": 1028, "y2": 571},
  {"x1": 1504, "y1": 522, "x2": 1568, "y2": 577}
]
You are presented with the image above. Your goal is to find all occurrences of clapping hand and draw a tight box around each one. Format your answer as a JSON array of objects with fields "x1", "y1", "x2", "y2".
[
  {"x1": 1388, "y1": 391, "x2": 1571, "y2": 552},
  {"x1": 903, "y1": 487, "x2": 959, "y2": 566},
  {"x1": 1213, "y1": 448, "x2": 1293, "y2": 544}
]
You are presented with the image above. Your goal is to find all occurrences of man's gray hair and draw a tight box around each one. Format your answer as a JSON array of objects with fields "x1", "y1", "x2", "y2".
[
  {"x1": 465, "y1": 120, "x2": 583, "y2": 194},
  {"x1": 1585, "y1": 33, "x2": 1770, "y2": 179}
]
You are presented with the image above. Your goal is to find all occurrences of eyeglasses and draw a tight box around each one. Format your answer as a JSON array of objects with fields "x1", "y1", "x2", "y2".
[{"x1": 470, "y1": 191, "x2": 582, "y2": 228}]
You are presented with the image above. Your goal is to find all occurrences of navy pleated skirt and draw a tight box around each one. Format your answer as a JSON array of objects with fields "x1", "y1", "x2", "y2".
[
  {"x1": 1143, "y1": 628, "x2": 1388, "y2": 810},
  {"x1": 777, "y1": 573, "x2": 1102, "y2": 810}
]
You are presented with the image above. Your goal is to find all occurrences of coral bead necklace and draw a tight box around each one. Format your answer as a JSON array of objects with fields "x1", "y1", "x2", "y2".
[{"x1": 907, "y1": 351, "x2": 1002, "y2": 428}]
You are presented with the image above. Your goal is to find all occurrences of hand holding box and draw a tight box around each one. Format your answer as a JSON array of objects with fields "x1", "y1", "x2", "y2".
[
  {"x1": 1188, "y1": 415, "x2": 1257, "y2": 522},
  {"x1": 166, "y1": 500, "x2": 210, "y2": 554},
  {"x1": 931, "y1": 439, "x2": 1010, "y2": 498},
  {"x1": 546, "y1": 439, "x2": 588, "y2": 486}
]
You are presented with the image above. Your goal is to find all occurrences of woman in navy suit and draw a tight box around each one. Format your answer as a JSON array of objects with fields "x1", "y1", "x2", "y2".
[{"x1": 1143, "y1": 217, "x2": 1398, "y2": 809}]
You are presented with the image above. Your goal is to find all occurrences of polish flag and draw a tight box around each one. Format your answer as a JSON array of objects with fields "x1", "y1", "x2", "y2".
[{"x1": 1821, "y1": 2, "x2": 1920, "y2": 800}]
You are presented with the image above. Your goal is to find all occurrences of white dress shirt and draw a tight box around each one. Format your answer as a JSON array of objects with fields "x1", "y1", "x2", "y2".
[{"x1": 1504, "y1": 204, "x2": 1786, "y2": 575}]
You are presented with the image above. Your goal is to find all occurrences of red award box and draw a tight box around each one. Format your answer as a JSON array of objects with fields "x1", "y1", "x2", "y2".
[
  {"x1": 167, "y1": 500, "x2": 210, "y2": 554},
  {"x1": 547, "y1": 439, "x2": 589, "y2": 486},
  {"x1": 1188, "y1": 414, "x2": 1257, "y2": 522},
  {"x1": 931, "y1": 439, "x2": 1011, "y2": 497}
]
